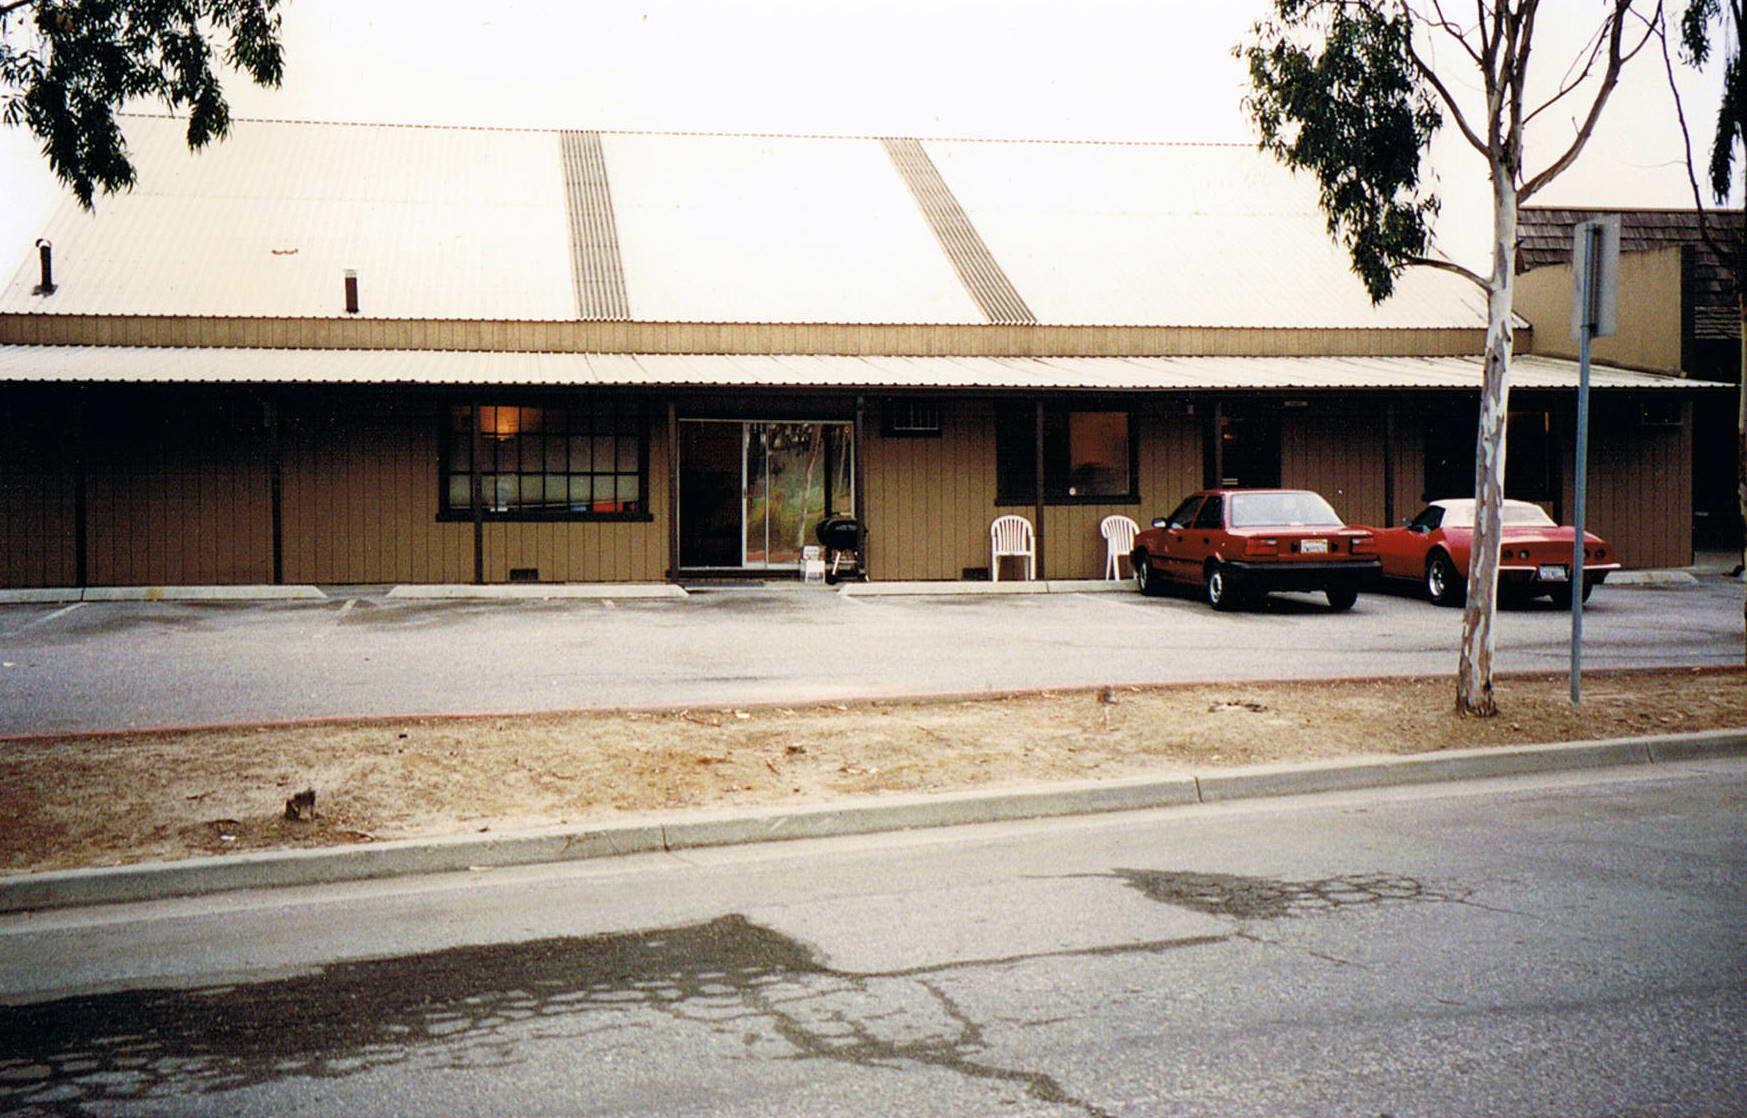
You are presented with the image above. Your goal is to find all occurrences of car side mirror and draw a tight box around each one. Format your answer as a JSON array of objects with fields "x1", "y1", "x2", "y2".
[{"x1": 1152, "y1": 518, "x2": 1169, "y2": 529}]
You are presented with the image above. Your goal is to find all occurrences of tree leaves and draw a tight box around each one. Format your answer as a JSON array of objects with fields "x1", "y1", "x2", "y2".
[
  {"x1": 1239, "y1": 2, "x2": 1442, "y2": 302},
  {"x1": 0, "y1": 0, "x2": 284, "y2": 207}
]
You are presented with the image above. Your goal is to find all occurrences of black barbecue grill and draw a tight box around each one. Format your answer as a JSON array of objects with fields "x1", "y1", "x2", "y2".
[{"x1": 814, "y1": 514, "x2": 867, "y2": 584}]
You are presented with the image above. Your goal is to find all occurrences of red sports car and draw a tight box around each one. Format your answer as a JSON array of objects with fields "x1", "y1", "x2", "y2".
[
  {"x1": 1368, "y1": 498, "x2": 1619, "y2": 607},
  {"x1": 1129, "y1": 488, "x2": 1379, "y2": 611}
]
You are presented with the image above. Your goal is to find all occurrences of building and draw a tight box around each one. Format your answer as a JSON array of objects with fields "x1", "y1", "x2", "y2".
[
  {"x1": 1514, "y1": 206, "x2": 1742, "y2": 548},
  {"x1": 0, "y1": 116, "x2": 1727, "y2": 589}
]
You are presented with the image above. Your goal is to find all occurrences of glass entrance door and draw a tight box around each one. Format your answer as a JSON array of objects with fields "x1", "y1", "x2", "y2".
[{"x1": 679, "y1": 420, "x2": 853, "y2": 570}]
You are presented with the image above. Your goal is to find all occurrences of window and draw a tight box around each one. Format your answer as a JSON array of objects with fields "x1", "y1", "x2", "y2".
[
  {"x1": 1192, "y1": 494, "x2": 1224, "y2": 530},
  {"x1": 1504, "y1": 410, "x2": 1554, "y2": 502},
  {"x1": 996, "y1": 406, "x2": 1136, "y2": 502},
  {"x1": 1162, "y1": 495, "x2": 1202, "y2": 529},
  {"x1": 1228, "y1": 490, "x2": 1342, "y2": 528},
  {"x1": 1423, "y1": 406, "x2": 1558, "y2": 504},
  {"x1": 1408, "y1": 505, "x2": 1444, "y2": 532},
  {"x1": 882, "y1": 399, "x2": 942, "y2": 437},
  {"x1": 442, "y1": 401, "x2": 646, "y2": 519}
]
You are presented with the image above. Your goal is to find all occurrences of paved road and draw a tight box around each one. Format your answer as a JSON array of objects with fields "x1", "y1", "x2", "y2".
[
  {"x1": 2, "y1": 760, "x2": 1742, "y2": 1115},
  {"x1": 0, "y1": 573, "x2": 1740, "y2": 733}
]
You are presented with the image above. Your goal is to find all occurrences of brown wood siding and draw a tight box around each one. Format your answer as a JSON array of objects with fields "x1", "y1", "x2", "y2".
[
  {"x1": 862, "y1": 398, "x2": 1201, "y2": 581},
  {"x1": 482, "y1": 419, "x2": 667, "y2": 583},
  {"x1": 0, "y1": 313, "x2": 1493, "y2": 359},
  {"x1": 82, "y1": 389, "x2": 273, "y2": 585},
  {"x1": 1566, "y1": 398, "x2": 1693, "y2": 570},
  {"x1": 280, "y1": 392, "x2": 667, "y2": 585},
  {"x1": 862, "y1": 399, "x2": 998, "y2": 580},
  {"x1": 281, "y1": 394, "x2": 472, "y2": 584},
  {"x1": 1280, "y1": 400, "x2": 1390, "y2": 528},
  {"x1": 1393, "y1": 411, "x2": 1427, "y2": 520},
  {"x1": 0, "y1": 386, "x2": 79, "y2": 587}
]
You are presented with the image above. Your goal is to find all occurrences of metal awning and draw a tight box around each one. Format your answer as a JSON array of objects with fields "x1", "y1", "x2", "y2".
[{"x1": 0, "y1": 345, "x2": 1725, "y2": 393}]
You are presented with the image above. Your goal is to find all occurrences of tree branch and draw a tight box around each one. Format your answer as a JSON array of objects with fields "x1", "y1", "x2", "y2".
[
  {"x1": 1520, "y1": 1, "x2": 1658, "y2": 201},
  {"x1": 1407, "y1": 34, "x2": 1491, "y2": 156},
  {"x1": 1405, "y1": 253, "x2": 1492, "y2": 291},
  {"x1": 1423, "y1": 0, "x2": 1484, "y2": 68},
  {"x1": 1663, "y1": 8, "x2": 1730, "y2": 265},
  {"x1": 1522, "y1": 21, "x2": 1613, "y2": 129}
]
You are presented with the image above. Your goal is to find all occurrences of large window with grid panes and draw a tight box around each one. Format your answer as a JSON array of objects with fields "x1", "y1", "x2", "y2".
[{"x1": 440, "y1": 401, "x2": 648, "y2": 520}]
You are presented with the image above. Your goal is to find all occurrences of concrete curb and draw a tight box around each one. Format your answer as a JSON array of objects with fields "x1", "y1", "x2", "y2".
[
  {"x1": 386, "y1": 583, "x2": 688, "y2": 600},
  {"x1": 2, "y1": 728, "x2": 1741, "y2": 915},
  {"x1": 1609, "y1": 570, "x2": 1700, "y2": 587},
  {"x1": 0, "y1": 585, "x2": 327, "y2": 603},
  {"x1": 840, "y1": 578, "x2": 1130, "y2": 596},
  {"x1": 2, "y1": 563, "x2": 1721, "y2": 605}
]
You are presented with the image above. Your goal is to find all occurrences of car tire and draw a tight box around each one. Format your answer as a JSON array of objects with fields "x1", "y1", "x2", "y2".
[
  {"x1": 1134, "y1": 551, "x2": 1164, "y2": 596},
  {"x1": 1425, "y1": 552, "x2": 1463, "y2": 607},
  {"x1": 1205, "y1": 564, "x2": 1243, "y2": 611},
  {"x1": 1325, "y1": 581, "x2": 1359, "y2": 612},
  {"x1": 1548, "y1": 580, "x2": 1594, "y2": 609}
]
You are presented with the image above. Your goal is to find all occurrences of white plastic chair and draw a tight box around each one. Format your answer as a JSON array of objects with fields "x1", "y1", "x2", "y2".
[
  {"x1": 1100, "y1": 515, "x2": 1140, "y2": 580},
  {"x1": 990, "y1": 514, "x2": 1036, "y2": 581}
]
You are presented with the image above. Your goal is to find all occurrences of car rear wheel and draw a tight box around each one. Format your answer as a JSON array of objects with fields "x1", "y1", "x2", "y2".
[
  {"x1": 1425, "y1": 552, "x2": 1463, "y2": 607},
  {"x1": 1548, "y1": 580, "x2": 1595, "y2": 609},
  {"x1": 1325, "y1": 582, "x2": 1359, "y2": 612},
  {"x1": 1205, "y1": 564, "x2": 1243, "y2": 611},
  {"x1": 1134, "y1": 551, "x2": 1164, "y2": 596}
]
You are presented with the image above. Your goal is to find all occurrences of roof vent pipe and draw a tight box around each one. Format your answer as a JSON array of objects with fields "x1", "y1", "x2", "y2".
[
  {"x1": 32, "y1": 239, "x2": 56, "y2": 296},
  {"x1": 343, "y1": 269, "x2": 359, "y2": 314}
]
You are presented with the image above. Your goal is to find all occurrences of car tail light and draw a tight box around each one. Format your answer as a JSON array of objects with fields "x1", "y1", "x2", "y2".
[
  {"x1": 1246, "y1": 537, "x2": 1278, "y2": 556},
  {"x1": 1350, "y1": 534, "x2": 1375, "y2": 555}
]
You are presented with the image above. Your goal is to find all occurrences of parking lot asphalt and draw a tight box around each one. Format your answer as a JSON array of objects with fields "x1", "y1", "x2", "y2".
[{"x1": 1, "y1": 561, "x2": 1740, "y2": 736}]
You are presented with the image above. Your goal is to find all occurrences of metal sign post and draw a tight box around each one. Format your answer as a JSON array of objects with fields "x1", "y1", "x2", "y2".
[{"x1": 1569, "y1": 218, "x2": 1619, "y2": 705}]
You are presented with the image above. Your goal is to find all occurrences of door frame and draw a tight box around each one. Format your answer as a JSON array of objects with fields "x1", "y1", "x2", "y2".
[{"x1": 673, "y1": 417, "x2": 856, "y2": 575}]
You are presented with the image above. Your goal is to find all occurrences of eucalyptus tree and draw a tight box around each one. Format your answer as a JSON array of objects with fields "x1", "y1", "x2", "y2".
[
  {"x1": 1677, "y1": 0, "x2": 1746, "y2": 607},
  {"x1": 1241, "y1": 1, "x2": 1665, "y2": 716},
  {"x1": 0, "y1": 0, "x2": 284, "y2": 207}
]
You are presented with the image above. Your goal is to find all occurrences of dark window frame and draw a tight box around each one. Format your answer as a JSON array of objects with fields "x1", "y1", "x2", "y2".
[
  {"x1": 994, "y1": 403, "x2": 1140, "y2": 506},
  {"x1": 1192, "y1": 494, "x2": 1225, "y2": 530},
  {"x1": 437, "y1": 398, "x2": 653, "y2": 523},
  {"x1": 880, "y1": 398, "x2": 944, "y2": 438}
]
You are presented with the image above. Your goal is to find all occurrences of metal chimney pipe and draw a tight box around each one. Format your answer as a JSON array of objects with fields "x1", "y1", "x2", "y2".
[
  {"x1": 32, "y1": 239, "x2": 56, "y2": 295},
  {"x1": 344, "y1": 269, "x2": 359, "y2": 314}
]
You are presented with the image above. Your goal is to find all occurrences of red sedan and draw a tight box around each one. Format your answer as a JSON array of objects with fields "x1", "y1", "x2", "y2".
[
  {"x1": 1369, "y1": 498, "x2": 1620, "y2": 607},
  {"x1": 1129, "y1": 488, "x2": 1379, "y2": 611}
]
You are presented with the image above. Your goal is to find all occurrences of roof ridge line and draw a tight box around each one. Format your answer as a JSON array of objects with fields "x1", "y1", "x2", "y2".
[{"x1": 111, "y1": 111, "x2": 1254, "y2": 149}]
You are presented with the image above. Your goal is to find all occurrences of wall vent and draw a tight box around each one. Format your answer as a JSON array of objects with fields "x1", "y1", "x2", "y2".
[{"x1": 508, "y1": 567, "x2": 541, "y2": 582}]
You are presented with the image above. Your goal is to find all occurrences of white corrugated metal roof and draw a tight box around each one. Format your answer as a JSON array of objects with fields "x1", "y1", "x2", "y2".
[
  {"x1": 2, "y1": 117, "x2": 1495, "y2": 330},
  {"x1": 924, "y1": 140, "x2": 1492, "y2": 329},
  {"x1": 2, "y1": 118, "x2": 576, "y2": 320},
  {"x1": 0, "y1": 346, "x2": 1717, "y2": 392},
  {"x1": 603, "y1": 133, "x2": 984, "y2": 324}
]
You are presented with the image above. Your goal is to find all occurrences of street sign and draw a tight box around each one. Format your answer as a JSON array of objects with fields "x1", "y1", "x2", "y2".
[
  {"x1": 1570, "y1": 217, "x2": 1620, "y2": 338},
  {"x1": 1568, "y1": 217, "x2": 1619, "y2": 705}
]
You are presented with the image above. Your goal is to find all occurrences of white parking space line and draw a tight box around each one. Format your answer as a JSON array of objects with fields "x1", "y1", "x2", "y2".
[{"x1": 0, "y1": 601, "x2": 86, "y2": 639}]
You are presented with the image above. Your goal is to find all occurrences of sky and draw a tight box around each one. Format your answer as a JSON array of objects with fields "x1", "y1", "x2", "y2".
[{"x1": 0, "y1": 0, "x2": 1729, "y2": 282}]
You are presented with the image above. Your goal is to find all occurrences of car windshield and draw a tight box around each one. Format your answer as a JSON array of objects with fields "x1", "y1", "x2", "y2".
[
  {"x1": 1437, "y1": 500, "x2": 1556, "y2": 529},
  {"x1": 1228, "y1": 491, "x2": 1343, "y2": 528}
]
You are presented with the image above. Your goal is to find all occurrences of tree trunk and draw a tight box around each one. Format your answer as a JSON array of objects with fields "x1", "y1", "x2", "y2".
[{"x1": 1456, "y1": 172, "x2": 1519, "y2": 717}]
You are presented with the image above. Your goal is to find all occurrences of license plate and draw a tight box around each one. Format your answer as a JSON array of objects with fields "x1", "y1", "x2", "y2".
[
  {"x1": 1537, "y1": 564, "x2": 1568, "y2": 582},
  {"x1": 1300, "y1": 539, "x2": 1329, "y2": 555}
]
